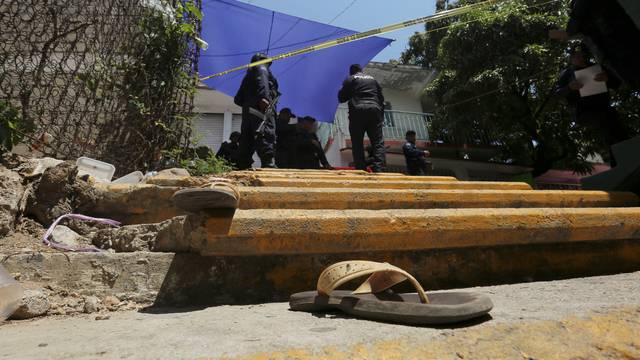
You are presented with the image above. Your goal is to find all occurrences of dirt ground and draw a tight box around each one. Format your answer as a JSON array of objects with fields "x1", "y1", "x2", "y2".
[
  {"x1": 0, "y1": 232, "x2": 54, "y2": 255},
  {"x1": 1, "y1": 271, "x2": 639, "y2": 360}
]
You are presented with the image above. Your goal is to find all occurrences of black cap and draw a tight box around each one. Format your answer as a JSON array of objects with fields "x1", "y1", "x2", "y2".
[
  {"x1": 568, "y1": 41, "x2": 591, "y2": 57},
  {"x1": 350, "y1": 64, "x2": 363, "y2": 75},
  {"x1": 280, "y1": 108, "x2": 296, "y2": 118}
]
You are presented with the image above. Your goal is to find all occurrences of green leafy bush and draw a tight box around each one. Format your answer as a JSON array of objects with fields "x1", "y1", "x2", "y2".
[
  {"x1": 0, "y1": 101, "x2": 24, "y2": 153},
  {"x1": 163, "y1": 148, "x2": 233, "y2": 176},
  {"x1": 180, "y1": 155, "x2": 234, "y2": 176}
]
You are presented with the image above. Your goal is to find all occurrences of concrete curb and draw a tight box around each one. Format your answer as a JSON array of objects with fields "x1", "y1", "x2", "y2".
[
  {"x1": 3, "y1": 240, "x2": 640, "y2": 307},
  {"x1": 255, "y1": 178, "x2": 533, "y2": 190},
  {"x1": 197, "y1": 207, "x2": 640, "y2": 256},
  {"x1": 91, "y1": 184, "x2": 638, "y2": 225}
]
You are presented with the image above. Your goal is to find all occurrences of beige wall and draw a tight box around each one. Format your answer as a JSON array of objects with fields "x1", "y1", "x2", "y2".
[
  {"x1": 194, "y1": 87, "x2": 241, "y2": 114},
  {"x1": 382, "y1": 88, "x2": 423, "y2": 113}
]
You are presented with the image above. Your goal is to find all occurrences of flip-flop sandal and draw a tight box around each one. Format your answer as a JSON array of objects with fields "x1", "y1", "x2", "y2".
[
  {"x1": 290, "y1": 261, "x2": 493, "y2": 325},
  {"x1": 172, "y1": 182, "x2": 240, "y2": 212}
]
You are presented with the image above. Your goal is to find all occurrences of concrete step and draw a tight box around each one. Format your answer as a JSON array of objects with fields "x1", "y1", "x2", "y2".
[
  {"x1": 3, "y1": 246, "x2": 640, "y2": 308},
  {"x1": 252, "y1": 168, "x2": 375, "y2": 174},
  {"x1": 194, "y1": 208, "x2": 640, "y2": 256},
  {"x1": 91, "y1": 184, "x2": 638, "y2": 224},
  {"x1": 254, "y1": 178, "x2": 533, "y2": 190},
  {"x1": 239, "y1": 188, "x2": 638, "y2": 210},
  {"x1": 231, "y1": 171, "x2": 458, "y2": 182}
]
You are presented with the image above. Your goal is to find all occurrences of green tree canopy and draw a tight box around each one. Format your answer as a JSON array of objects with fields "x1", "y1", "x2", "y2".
[{"x1": 401, "y1": 0, "x2": 639, "y2": 177}]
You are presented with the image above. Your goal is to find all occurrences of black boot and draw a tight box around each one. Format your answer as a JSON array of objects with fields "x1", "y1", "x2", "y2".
[{"x1": 260, "y1": 157, "x2": 277, "y2": 168}]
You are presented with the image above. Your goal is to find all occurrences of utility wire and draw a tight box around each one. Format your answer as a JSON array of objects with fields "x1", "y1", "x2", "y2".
[
  {"x1": 201, "y1": 0, "x2": 563, "y2": 80},
  {"x1": 328, "y1": 0, "x2": 358, "y2": 24}
]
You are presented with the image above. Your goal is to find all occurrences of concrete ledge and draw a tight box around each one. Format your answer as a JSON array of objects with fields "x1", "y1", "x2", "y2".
[
  {"x1": 3, "y1": 240, "x2": 640, "y2": 306},
  {"x1": 1, "y1": 252, "x2": 171, "y2": 303},
  {"x1": 91, "y1": 184, "x2": 185, "y2": 225},
  {"x1": 255, "y1": 178, "x2": 533, "y2": 190},
  {"x1": 144, "y1": 176, "x2": 209, "y2": 187},
  {"x1": 231, "y1": 172, "x2": 458, "y2": 182},
  {"x1": 196, "y1": 208, "x2": 640, "y2": 256},
  {"x1": 252, "y1": 168, "x2": 374, "y2": 174},
  {"x1": 90, "y1": 184, "x2": 638, "y2": 224},
  {"x1": 239, "y1": 188, "x2": 639, "y2": 210}
]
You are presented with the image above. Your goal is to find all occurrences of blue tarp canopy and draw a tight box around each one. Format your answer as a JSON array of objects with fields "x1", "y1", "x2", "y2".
[{"x1": 199, "y1": 0, "x2": 393, "y2": 123}]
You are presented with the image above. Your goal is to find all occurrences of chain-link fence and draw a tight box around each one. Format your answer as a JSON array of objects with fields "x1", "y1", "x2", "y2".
[{"x1": 0, "y1": 0, "x2": 200, "y2": 174}]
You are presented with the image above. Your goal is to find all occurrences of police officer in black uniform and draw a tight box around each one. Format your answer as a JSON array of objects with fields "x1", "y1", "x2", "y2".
[
  {"x1": 554, "y1": 43, "x2": 629, "y2": 166},
  {"x1": 294, "y1": 116, "x2": 332, "y2": 170},
  {"x1": 216, "y1": 131, "x2": 241, "y2": 168},
  {"x1": 403, "y1": 130, "x2": 431, "y2": 176},
  {"x1": 234, "y1": 53, "x2": 279, "y2": 169},
  {"x1": 338, "y1": 64, "x2": 386, "y2": 172},
  {"x1": 275, "y1": 108, "x2": 297, "y2": 169}
]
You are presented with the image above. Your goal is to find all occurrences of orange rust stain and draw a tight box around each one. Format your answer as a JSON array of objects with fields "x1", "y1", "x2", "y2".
[
  {"x1": 200, "y1": 208, "x2": 640, "y2": 256},
  {"x1": 255, "y1": 178, "x2": 533, "y2": 191},
  {"x1": 129, "y1": 207, "x2": 146, "y2": 215},
  {"x1": 265, "y1": 259, "x2": 317, "y2": 290},
  {"x1": 228, "y1": 307, "x2": 640, "y2": 360}
]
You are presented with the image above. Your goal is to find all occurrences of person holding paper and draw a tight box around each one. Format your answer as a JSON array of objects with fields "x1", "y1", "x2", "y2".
[
  {"x1": 555, "y1": 43, "x2": 629, "y2": 166},
  {"x1": 549, "y1": 0, "x2": 640, "y2": 88}
]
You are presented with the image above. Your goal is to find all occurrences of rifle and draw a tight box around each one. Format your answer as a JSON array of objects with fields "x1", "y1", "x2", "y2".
[{"x1": 249, "y1": 93, "x2": 281, "y2": 137}]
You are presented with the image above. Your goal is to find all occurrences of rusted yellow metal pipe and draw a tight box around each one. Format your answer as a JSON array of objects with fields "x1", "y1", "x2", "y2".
[
  {"x1": 91, "y1": 184, "x2": 638, "y2": 224},
  {"x1": 254, "y1": 178, "x2": 533, "y2": 190},
  {"x1": 238, "y1": 187, "x2": 638, "y2": 210},
  {"x1": 231, "y1": 171, "x2": 458, "y2": 182},
  {"x1": 198, "y1": 208, "x2": 640, "y2": 256}
]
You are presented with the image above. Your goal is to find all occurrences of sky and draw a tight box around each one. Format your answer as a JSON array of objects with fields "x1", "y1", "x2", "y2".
[{"x1": 236, "y1": 0, "x2": 437, "y2": 62}]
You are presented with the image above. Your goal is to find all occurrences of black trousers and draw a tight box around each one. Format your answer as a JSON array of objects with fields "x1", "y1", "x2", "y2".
[
  {"x1": 275, "y1": 146, "x2": 295, "y2": 169},
  {"x1": 238, "y1": 108, "x2": 276, "y2": 170},
  {"x1": 349, "y1": 107, "x2": 386, "y2": 172},
  {"x1": 407, "y1": 160, "x2": 429, "y2": 176}
]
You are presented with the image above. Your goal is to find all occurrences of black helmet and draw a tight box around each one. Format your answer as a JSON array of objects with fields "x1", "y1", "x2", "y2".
[{"x1": 251, "y1": 52, "x2": 271, "y2": 65}]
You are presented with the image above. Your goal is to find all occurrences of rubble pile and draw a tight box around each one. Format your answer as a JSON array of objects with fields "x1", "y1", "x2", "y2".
[{"x1": 0, "y1": 154, "x2": 202, "y2": 319}]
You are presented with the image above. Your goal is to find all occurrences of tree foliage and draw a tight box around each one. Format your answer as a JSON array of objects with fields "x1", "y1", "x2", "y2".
[
  {"x1": 76, "y1": 0, "x2": 203, "y2": 173},
  {"x1": 0, "y1": 101, "x2": 25, "y2": 154},
  {"x1": 401, "y1": 0, "x2": 639, "y2": 176}
]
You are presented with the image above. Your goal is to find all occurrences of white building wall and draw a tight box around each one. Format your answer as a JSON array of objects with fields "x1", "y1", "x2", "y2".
[
  {"x1": 383, "y1": 88, "x2": 423, "y2": 113},
  {"x1": 192, "y1": 114, "x2": 224, "y2": 152}
]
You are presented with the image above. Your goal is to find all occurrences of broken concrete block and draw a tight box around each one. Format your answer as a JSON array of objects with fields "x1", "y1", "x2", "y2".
[
  {"x1": 103, "y1": 296, "x2": 120, "y2": 311},
  {"x1": 158, "y1": 168, "x2": 191, "y2": 177},
  {"x1": 17, "y1": 157, "x2": 65, "y2": 179},
  {"x1": 83, "y1": 296, "x2": 101, "y2": 314},
  {"x1": 10, "y1": 289, "x2": 50, "y2": 320},
  {"x1": 92, "y1": 224, "x2": 160, "y2": 252},
  {"x1": 26, "y1": 162, "x2": 100, "y2": 224},
  {"x1": 0, "y1": 165, "x2": 25, "y2": 237},
  {"x1": 91, "y1": 217, "x2": 190, "y2": 253},
  {"x1": 50, "y1": 225, "x2": 89, "y2": 247}
]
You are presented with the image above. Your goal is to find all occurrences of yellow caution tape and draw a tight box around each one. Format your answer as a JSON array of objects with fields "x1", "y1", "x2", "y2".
[{"x1": 200, "y1": 0, "x2": 500, "y2": 80}]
